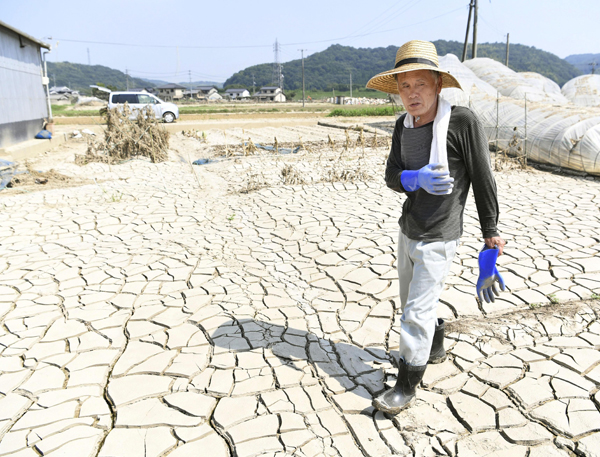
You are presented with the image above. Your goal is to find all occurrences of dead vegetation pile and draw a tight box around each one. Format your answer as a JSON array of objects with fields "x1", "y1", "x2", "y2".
[
  {"x1": 320, "y1": 129, "x2": 373, "y2": 183},
  {"x1": 236, "y1": 128, "x2": 382, "y2": 193},
  {"x1": 77, "y1": 105, "x2": 169, "y2": 164},
  {"x1": 182, "y1": 129, "x2": 207, "y2": 142},
  {"x1": 240, "y1": 172, "x2": 269, "y2": 194},
  {"x1": 1, "y1": 162, "x2": 89, "y2": 193},
  {"x1": 280, "y1": 164, "x2": 306, "y2": 185}
]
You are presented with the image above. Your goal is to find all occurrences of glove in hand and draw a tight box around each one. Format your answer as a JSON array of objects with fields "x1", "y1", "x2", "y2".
[
  {"x1": 476, "y1": 245, "x2": 506, "y2": 303},
  {"x1": 401, "y1": 163, "x2": 454, "y2": 195}
]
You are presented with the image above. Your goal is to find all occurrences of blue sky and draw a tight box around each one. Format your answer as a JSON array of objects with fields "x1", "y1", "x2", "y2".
[{"x1": 2, "y1": 0, "x2": 598, "y2": 83}]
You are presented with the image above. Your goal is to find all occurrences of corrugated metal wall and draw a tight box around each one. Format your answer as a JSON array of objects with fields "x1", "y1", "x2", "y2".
[{"x1": 0, "y1": 25, "x2": 48, "y2": 147}]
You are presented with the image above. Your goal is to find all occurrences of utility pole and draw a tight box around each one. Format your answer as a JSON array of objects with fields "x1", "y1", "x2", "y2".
[
  {"x1": 298, "y1": 49, "x2": 306, "y2": 108},
  {"x1": 251, "y1": 73, "x2": 256, "y2": 95},
  {"x1": 52, "y1": 74, "x2": 56, "y2": 87},
  {"x1": 350, "y1": 71, "x2": 352, "y2": 98},
  {"x1": 126, "y1": 68, "x2": 129, "y2": 90},
  {"x1": 189, "y1": 70, "x2": 192, "y2": 99},
  {"x1": 87, "y1": 48, "x2": 91, "y2": 66},
  {"x1": 505, "y1": 33, "x2": 510, "y2": 67},
  {"x1": 472, "y1": 0, "x2": 479, "y2": 59},
  {"x1": 462, "y1": 1, "x2": 474, "y2": 62}
]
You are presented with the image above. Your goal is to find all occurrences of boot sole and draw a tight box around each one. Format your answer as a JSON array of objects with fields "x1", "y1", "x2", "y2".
[
  {"x1": 372, "y1": 395, "x2": 416, "y2": 415},
  {"x1": 428, "y1": 354, "x2": 447, "y2": 364}
]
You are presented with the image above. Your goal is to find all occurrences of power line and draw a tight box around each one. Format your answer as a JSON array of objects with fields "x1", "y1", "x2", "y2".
[
  {"x1": 342, "y1": 0, "x2": 413, "y2": 41},
  {"x1": 55, "y1": 38, "x2": 272, "y2": 49},
  {"x1": 345, "y1": 0, "x2": 425, "y2": 43},
  {"x1": 54, "y1": 8, "x2": 466, "y2": 52}
]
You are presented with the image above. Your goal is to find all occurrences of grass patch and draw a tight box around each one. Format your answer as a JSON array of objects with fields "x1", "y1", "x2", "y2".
[
  {"x1": 328, "y1": 106, "x2": 396, "y2": 117},
  {"x1": 51, "y1": 105, "x2": 102, "y2": 117},
  {"x1": 294, "y1": 88, "x2": 389, "y2": 101},
  {"x1": 178, "y1": 105, "x2": 328, "y2": 115}
]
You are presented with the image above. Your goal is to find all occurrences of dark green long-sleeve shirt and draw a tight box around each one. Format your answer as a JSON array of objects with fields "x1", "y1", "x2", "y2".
[{"x1": 385, "y1": 106, "x2": 500, "y2": 241}]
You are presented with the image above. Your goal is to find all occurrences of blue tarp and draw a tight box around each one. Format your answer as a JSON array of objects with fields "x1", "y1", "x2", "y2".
[
  {"x1": 246, "y1": 143, "x2": 301, "y2": 154},
  {"x1": 192, "y1": 158, "x2": 216, "y2": 165},
  {"x1": 0, "y1": 160, "x2": 17, "y2": 190},
  {"x1": 192, "y1": 143, "x2": 301, "y2": 165},
  {"x1": 35, "y1": 130, "x2": 52, "y2": 139}
]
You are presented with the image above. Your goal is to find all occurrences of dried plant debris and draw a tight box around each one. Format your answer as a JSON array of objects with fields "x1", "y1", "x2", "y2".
[
  {"x1": 240, "y1": 173, "x2": 269, "y2": 194},
  {"x1": 212, "y1": 140, "x2": 319, "y2": 157},
  {"x1": 2, "y1": 162, "x2": 88, "y2": 192},
  {"x1": 323, "y1": 161, "x2": 371, "y2": 183},
  {"x1": 182, "y1": 129, "x2": 207, "y2": 141},
  {"x1": 281, "y1": 164, "x2": 306, "y2": 185},
  {"x1": 78, "y1": 104, "x2": 170, "y2": 164}
]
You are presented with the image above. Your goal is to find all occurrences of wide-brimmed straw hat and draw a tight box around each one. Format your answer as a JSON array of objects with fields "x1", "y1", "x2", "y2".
[{"x1": 366, "y1": 40, "x2": 462, "y2": 94}]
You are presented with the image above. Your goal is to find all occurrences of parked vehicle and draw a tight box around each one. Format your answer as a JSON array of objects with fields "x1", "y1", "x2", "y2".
[{"x1": 107, "y1": 92, "x2": 179, "y2": 123}]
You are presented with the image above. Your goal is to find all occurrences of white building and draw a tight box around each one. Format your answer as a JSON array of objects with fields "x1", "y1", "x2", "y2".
[
  {"x1": 156, "y1": 83, "x2": 186, "y2": 101},
  {"x1": 225, "y1": 88, "x2": 250, "y2": 99},
  {"x1": 256, "y1": 86, "x2": 286, "y2": 102},
  {"x1": 0, "y1": 20, "x2": 51, "y2": 148}
]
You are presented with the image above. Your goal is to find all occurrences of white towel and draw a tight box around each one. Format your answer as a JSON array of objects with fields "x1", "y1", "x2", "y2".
[{"x1": 403, "y1": 95, "x2": 452, "y2": 166}]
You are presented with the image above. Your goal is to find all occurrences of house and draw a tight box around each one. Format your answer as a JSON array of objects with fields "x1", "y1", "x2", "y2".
[
  {"x1": 225, "y1": 88, "x2": 250, "y2": 100},
  {"x1": 0, "y1": 20, "x2": 51, "y2": 148},
  {"x1": 256, "y1": 86, "x2": 286, "y2": 102},
  {"x1": 206, "y1": 92, "x2": 222, "y2": 101},
  {"x1": 183, "y1": 89, "x2": 202, "y2": 99},
  {"x1": 198, "y1": 86, "x2": 219, "y2": 97},
  {"x1": 155, "y1": 83, "x2": 186, "y2": 101},
  {"x1": 183, "y1": 86, "x2": 223, "y2": 101},
  {"x1": 48, "y1": 86, "x2": 80, "y2": 105}
]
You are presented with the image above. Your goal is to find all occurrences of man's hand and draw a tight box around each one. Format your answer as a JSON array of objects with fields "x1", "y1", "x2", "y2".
[{"x1": 484, "y1": 236, "x2": 506, "y2": 256}]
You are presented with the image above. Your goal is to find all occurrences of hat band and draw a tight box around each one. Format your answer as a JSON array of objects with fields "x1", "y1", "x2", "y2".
[{"x1": 394, "y1": 57, "x2": 438, "y2": 69}]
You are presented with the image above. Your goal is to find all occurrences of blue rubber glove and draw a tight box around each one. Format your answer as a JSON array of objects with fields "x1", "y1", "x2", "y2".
[
  {"x1": 400, "y1": 163, "x2": 454, "y2": 195},
  {"x1": 476, "y1": 245, "x2": 506, "y2": 303}
]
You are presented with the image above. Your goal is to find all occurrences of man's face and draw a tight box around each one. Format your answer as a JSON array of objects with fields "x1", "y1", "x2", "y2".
[{"x1": 396, "y1": 70, "x2": 442, "y2": 121}]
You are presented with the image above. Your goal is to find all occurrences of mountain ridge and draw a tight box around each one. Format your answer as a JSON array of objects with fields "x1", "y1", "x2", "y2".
[{"x1": 224, "y1": 40, "x2": 581, "y2": 91}]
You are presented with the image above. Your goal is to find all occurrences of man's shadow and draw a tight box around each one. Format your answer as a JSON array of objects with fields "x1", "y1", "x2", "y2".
[{"x1": 210, "y1": 318, "x2": 400, "y2": 406}]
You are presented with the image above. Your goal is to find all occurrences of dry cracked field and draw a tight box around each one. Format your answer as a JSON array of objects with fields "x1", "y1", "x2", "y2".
[{"x1": 1, "y1": 121, "x2": 600, "y2": 457}]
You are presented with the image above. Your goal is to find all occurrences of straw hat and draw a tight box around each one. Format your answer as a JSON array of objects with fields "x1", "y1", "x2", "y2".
[{"x1": 366, "y1": 40, "x2": 462, "y2": 94}]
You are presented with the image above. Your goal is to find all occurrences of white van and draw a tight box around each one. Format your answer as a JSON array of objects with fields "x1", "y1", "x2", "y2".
[{"x1": 107, "y1": 92, "x2": 179, "y2": 123}]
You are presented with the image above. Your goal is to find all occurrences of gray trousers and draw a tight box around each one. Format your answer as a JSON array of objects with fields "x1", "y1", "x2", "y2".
[{"x1": 397, "y1": 229, "x2": 458, "y2": 366}]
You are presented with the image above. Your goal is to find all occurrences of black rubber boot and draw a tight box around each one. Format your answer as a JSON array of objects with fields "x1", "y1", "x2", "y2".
[
  {"x1": 428, "y1": 318, "x2": 446, "y2": 364},
  {"x1": 372, "y1": 359, "x2": 426, "y2": 415}
]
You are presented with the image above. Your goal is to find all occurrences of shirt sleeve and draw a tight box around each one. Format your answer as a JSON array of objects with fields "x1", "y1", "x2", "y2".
[
  {"x1": 385, "y1": 116, "x2": 407, "y2": 193},
  {"x1": 457, "y1": 108, "x2": 500, "y2": 238}
]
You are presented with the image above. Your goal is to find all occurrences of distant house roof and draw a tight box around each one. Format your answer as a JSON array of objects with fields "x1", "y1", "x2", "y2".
[
  {"x1": 260, "y1": 86, "x2": 280, "y2": 90},
  {"x1": 225, "y1": 88, "x2": 248, "y2": 93},
  {"x1": 49, "y1": 86, "x2": 79, "y2": 95},
  {"x1": 0, "y1": 20, "x2": 51, "y2": 49},
  {"x1": 197, "y1": 85, "x2": 216, "y2": 91},
  {"x1": 156, "y1": 83, "x2": 187, "y2": 89}
]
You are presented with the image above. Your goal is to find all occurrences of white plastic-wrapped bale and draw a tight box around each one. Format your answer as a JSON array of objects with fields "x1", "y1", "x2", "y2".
[
  {"x1": 519, "y1": 72, "x2": 569, "y2": 104},
  {"x1": 463, "y1": 58, "x2": 567, "y2": 104},
  {"x1": 561, "y1": 74, "x2": 600, "y2": 107},
  {"x1": 469, "y1": 96, "x2": 600, "y2": 175},
  {"x1": 438, "y1": 54, "x2": 497, "y2": 106}
]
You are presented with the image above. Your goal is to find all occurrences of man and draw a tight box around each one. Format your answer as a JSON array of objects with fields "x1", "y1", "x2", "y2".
[{"x1": 365, "y1": 40, "x2": 506, "y2": 415}]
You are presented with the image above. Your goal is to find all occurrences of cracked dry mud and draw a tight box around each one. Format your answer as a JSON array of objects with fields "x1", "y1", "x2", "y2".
[{"x1": 1, "y1": 123, "x2": 600, "y2": 457}]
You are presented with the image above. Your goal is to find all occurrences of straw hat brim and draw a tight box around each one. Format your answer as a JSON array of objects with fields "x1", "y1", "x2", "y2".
[{"x1": 366, "y1": 63, "x2": 462, "y2": 95}]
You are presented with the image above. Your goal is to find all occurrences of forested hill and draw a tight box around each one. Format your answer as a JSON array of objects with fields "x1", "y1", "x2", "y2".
[
  {"x1": 224, "y1": 40, "x2": 581, "y2": 92},
  {"x1": 46, "y1": 62, "x2": 154, "y2": 94}
]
